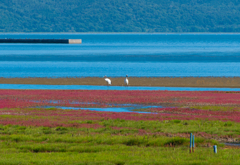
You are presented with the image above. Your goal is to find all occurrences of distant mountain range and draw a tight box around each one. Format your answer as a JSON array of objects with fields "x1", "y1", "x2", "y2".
[{"x1": 1, "y1": 0, "x2": 240, "y2": 32}]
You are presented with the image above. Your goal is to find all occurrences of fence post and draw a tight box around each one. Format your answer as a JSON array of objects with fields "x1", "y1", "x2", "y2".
[
  {"x1": 213, "y1": 145, "x2": 217, "y2": 154},
  {"x1": 190, "y1": 133, "x2": 192, "y2": 153},
  {"x1": 192, "y1": 135, "x2": 195, "y2": 152}
]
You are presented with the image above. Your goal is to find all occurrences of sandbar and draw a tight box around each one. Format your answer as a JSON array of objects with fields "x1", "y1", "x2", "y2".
[{"x1": 0, "y1": 77, "x2": 239, "y2": 88}]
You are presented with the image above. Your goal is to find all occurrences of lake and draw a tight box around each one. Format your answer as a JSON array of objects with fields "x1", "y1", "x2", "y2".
[{"x1": 0, "y1": 33, "x2": 240, "y2": 78}]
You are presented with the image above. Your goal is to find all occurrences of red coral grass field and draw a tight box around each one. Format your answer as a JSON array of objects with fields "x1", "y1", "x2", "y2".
[
  {"x1": 0, "y1": 89, "x2": 240, "y2": 107},
  {"x1": 0, "y1": 89, "x2": 240, "y2": 127}
]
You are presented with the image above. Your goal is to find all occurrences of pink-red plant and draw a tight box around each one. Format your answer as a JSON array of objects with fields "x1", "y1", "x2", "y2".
[{"x1": 0, "y1": 89, "x2": 240, "y2": 127}]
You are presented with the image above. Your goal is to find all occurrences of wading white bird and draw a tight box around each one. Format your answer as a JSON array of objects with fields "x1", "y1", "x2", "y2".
[
  {"x1": 104, "y1": 75, "x2": 111, "y2": 86},
  {"x1": 125, "y1": 75, "x2": 129, "y2": 86}
]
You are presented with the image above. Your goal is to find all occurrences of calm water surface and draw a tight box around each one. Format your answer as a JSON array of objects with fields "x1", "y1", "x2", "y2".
[
  {"x1": 1, "y1": 84, "x2": 240, "y2": 91},
  {"x1": 44, "y1": 106, "x2": 156, "y2": 113},
  {"x1": 0, "y1": 33, "x2": 240, "y2": 77}
]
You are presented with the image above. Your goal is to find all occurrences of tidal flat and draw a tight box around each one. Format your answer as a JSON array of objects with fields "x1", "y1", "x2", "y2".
[{"x1": 0, "y1": 77, "x2": 240, "y2": 88}]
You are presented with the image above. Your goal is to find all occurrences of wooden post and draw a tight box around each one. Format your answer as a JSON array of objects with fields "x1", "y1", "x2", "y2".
[
  {"x1": 190, "y1": 133, "x2": 192, "y2": 153},
  {"x1": 192, "y1": 135, "x2": 195, "y2": 152}
]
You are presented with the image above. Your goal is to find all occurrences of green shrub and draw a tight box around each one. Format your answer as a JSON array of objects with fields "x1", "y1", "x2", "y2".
[
  {"x1": 55, "y1": 127, "x2": 68, "y2": 134},
  {"x1": 55, "y1": 127, "x2": 68, "y2": 131},
  {"x1": 164, "y1": 137, "x2": 187, "y2": 146},
  {"x1": 124, "y1": 138, "x2": 142, "y2": 146},
  {"x1": 42, "y1": 127, "x2": 52, "y2": 134},
  {"x1": 0, "y1": 126, "x2": 4, "y2": 130},
  {"x1": 86, "y1": 120, "x2": 93, "y2": 124},
  {"x1": 224, "y1": 121, "x2": 233, "y2": 127},
  {"x1": 17, "y1": 126, "x2": 26, "y2": 130},
  {"x1": 172, "y1": 120, "x2": 181, "y2": 124}
]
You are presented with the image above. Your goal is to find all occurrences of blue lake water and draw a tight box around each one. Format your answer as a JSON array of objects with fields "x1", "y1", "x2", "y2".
[
  {"x1": 39, "y1": 102, "x2": 162, "y2": 113},
  {"x1": 44, "y1": 106, "x2": 155, "y2": 113},
  {"x1": 1, "y1": 84, "x2": 240, "y2": 91},
  {"x1": 0, "y1": 33, "x2": 240, "y2": 77}
]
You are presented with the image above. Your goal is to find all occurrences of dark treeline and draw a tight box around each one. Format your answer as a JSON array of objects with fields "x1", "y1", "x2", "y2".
[{"x1": 1, "y1": 0, "x2": 240, "y2": 32}]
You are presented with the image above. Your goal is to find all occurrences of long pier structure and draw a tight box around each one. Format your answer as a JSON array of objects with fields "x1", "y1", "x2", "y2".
[{"x1": 0, "y1": 39, "x2": 82, "y2": 44}]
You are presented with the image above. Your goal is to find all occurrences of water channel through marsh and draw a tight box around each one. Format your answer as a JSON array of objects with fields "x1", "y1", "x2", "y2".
[{"x1": 43, "y1": 103, "x2": 164, "y2": 114}]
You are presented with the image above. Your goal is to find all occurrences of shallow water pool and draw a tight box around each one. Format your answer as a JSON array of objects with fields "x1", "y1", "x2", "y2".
[
  {"x1": 45, "y1": 106, "x2": 154, "y2": 114},
  {"x1": 1, "y1": 84, "x2": 240, "y2": 91}
]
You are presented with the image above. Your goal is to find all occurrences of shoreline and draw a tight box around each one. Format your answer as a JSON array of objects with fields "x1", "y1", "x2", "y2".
[{"x1": 0, "y1": 77, "x2": 240, "y2": 88}]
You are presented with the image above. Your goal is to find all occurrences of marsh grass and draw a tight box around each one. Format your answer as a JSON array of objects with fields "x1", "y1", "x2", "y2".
[
  {"x1": 0, "y1": 115, "x2": 240, "y2": 164},
  {"x1": 191, "y1": 105, "x2": 240, "y2": 111},
  {"x1": 0, "y1": 124, "x2": 219, "y2": 148},
  {"x1": 99, "y1": 119, "x2": 240, "y2": 137},
  {"x1": 0, "y1": 124, "x2": 238, "y2": 164},
  {"x1": 1, "y1": 118, "x2": 240, "y2": 137},
  {"x1": 1, "y1": 145, "x2": 240, "y2": 164}
]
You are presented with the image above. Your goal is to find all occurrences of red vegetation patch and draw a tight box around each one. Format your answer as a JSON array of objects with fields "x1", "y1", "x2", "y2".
[
  {"x1": 0, "y1": 90, "x2": 240, "y2": 109},
  {"x1": 0, "y1": 89, "x2": 240, "y2": 127}
]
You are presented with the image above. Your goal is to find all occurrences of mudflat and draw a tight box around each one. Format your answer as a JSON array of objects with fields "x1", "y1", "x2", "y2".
[{"x1": 0, "y1": 77, "x2": 240, "y2": 88}]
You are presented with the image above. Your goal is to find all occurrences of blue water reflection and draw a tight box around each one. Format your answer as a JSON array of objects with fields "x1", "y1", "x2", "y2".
[
  {"x1": 48, "y1": 106, "x2": 152, "y2": 113},
  {"x1": 1, "y1": 84, "x2": 240, "y2": 91}
]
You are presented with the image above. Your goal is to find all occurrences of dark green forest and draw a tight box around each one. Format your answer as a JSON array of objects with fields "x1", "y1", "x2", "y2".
[{"x1": 1, "y1": 0, "x2": 240, "y2": 32}]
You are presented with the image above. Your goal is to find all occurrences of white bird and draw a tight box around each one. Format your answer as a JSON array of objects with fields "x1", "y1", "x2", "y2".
[
  {"x1": 104, "y1": 76, "x2": 111, "y2": 86},
  {"x1": 125, "y1": 75, "x2": 129, "y2": 86}
]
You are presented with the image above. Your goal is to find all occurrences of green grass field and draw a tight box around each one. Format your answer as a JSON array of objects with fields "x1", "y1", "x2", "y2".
[{"x1": 0, "y1": 119, "x2": 239, "y2": 165}]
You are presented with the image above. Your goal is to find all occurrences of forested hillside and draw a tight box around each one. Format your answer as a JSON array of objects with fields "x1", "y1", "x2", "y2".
[{"x1": 1, "y1": 0, "x2": 240, "y2": 32}]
